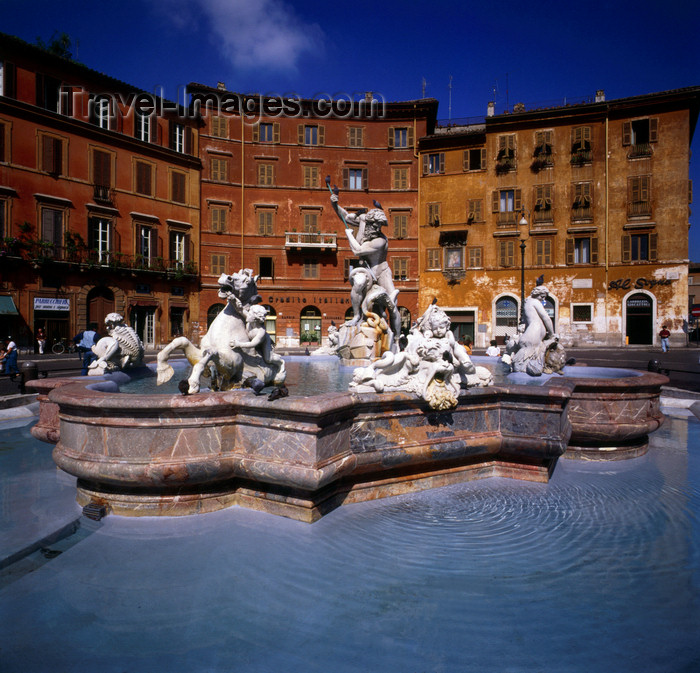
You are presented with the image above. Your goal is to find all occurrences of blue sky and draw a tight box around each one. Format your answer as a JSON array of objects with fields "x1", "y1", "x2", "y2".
[{"x1": 3, "y1": 0, "x2": 700, "y2": 258}]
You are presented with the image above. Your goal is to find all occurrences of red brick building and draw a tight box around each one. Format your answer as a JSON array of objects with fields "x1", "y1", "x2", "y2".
[
  {"x1": 0, "y1": 33, "x2": 201, "y2": 350},
  {"x1": 189, "y1": 84, "x2": 437, "y2": 347}
]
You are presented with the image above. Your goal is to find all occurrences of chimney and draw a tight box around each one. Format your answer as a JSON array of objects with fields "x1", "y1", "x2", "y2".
[
  {"x1": 217, "y1": 81, "x2": 226, "y2": 91},
  {"x1": 365, "y1": 91, "x2": 374, "y2": 103},
  {"x1": 487, "y1": 101, "x2": 495, "y2": 117},
  {"x1": 595, "y1": 89, "x2": 605, "y2": 102}
]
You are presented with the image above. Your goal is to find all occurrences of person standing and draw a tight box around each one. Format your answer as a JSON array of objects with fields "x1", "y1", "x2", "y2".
[
  {"x1": 36, "y1": 327, "x2": 46, "y2": 355},
  {"x1": 4, "y1": 336, "x2": 19, "y2": 377},
  {"x1": 659, "y1": 325, "x2": 671, "y2": 353},
  {"x1": 486, "y1": 339, "x2": 501, "y2": 357},
  {"x1": 73, "y1": 324, "x2": 99, "y2": 375}
]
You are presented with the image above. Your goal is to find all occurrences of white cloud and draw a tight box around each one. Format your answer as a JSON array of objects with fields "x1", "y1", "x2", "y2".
[{"x1": 198, "y1": 0, "x2": 324, "y2": 72}]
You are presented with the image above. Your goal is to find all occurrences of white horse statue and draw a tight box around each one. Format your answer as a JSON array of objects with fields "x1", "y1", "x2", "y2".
[{"x1": 157, "y1": 268, "x2": 286, "y2": 393}]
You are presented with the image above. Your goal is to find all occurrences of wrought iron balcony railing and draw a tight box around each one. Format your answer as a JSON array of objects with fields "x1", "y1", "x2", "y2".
[
  {"x1": 627, "y1": 201, "x2": 652, "y2": 218},
  {"x1": 627, "y1": 143, "x2": 653, "y2": 159}
]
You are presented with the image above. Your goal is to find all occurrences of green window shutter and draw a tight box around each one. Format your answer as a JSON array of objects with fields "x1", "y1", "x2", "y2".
[
  {"x1": 649, "y1": 233, "x2": 658, "y2": 261},
  {"x1": 649, "y1": 118, "x2": 658, "y2": 143},
  {"x1": 622, "y1": 122, "x2": 632, "y2": 146},
  {"x1": 566, "y1": 238, "x2": 574, "y2": 265},
  {"x1": 621, "y1": 235, "x2": 631, "y2": 263},
  {"x1": 590, "y1": 237, "x2": 598, "y2": 264}
]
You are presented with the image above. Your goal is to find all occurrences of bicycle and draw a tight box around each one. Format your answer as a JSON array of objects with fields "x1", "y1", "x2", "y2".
[{"x1": 51, "y1": 339, "x2": 77, "y2": 355}]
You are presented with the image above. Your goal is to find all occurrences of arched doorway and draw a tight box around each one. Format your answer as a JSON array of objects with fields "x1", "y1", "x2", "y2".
[
  {"x1": 494, "y1": 295, "x2": 519, "y2": 344},
  {"x1": 87, "y1": 286, "x2": 114, "y2": 330},
  {"x1": 398, "y1": 306, "x2": 411, "y2": 335},
  {"x1": 207, "y1": 303, "x2": 225, "y2": 329},
  {"x1": 626, "y1": 293, "x2": 653, "y2": 344},
  {"x1": 300, "y1": 305, "x2": 321, "y2": 344}
]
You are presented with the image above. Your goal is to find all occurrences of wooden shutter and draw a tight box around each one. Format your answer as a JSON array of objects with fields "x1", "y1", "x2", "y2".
[
  {"x1": 463, "y1": 151, "x2": 469, "y2": 171},
  {"x1": 94, "y1": 150, "x2": 111, "y2": 187},
  {"x1": 297, "y1": 124, "x2": 304, "y2": 144},
  {"x1": 622, "y1": 122, "x2": 632, "y2": 146},
  {"x1": 590, "y1": 237, "x2": 598, "y2": 264},
  {"x1": 640, "y1": 175, "x2": 650, "y2": 201},
  {"x1": 649, "y1": 118, "x2": 658, "y2": 143},
  {"x1": 318, "y1": 125, "x2": 325, "y2": 145},
  {"x1": 514, "y1": 189, "x2": 522, "y2": 212},
  {"x1": 649, "y1": 233, "x2": 658, "y2": 261},
  {"x1": 342, "y1": 168, "x2": 349, "y2": 189},
  {"x1": 0, "y1": 123, "x2": 5, "y2": 163},
  {"x1": 273, "y1": 123, "x2": 280, "y2": 143},
  {"x1": 4, "y1": 62, "x2": 16, "y2": 98},
  {"x1": 172, "y1": 172, "x2": 185, "y2": 203},
  {"x1": 629, "y1": 177, "x2": 640, "y2": 203},
  {"x1": 408, "y1": 127, "x2": 414, "y2": 147},
  {"x1": 439, "y1": 153, "x2": 445, "y2": 173},
  {"x1": 388, "y1": 127, "x2": 395, "y2": 148},
  {"x1": 480, "y1": 148, "x2": 486, "y2": 169},
  {"x1": 566, "y1": 238, "x2": 574, "y2": 265},
  {"x1": 362, "y1": 168, "x2": 368, "y2": 189},
  {"x1": 492, "y1": 190, "x2": 499, "y2": 213},
  {"x1": 252, "y1": 124, "x2": 259, "y2": 142},
  {"x1": 185, "y1": 127, "x2": 193, "y2": 154},
  {"x1": 621, "y1": 234, "x2": 631, "y2": 263},
  {"x1": 422, "y1": 154, "x2": 429, "y2": 175}
]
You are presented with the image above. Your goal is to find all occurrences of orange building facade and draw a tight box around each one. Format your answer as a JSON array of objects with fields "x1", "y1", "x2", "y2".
[
  {"x1": 418, "y1": 88, "x2": 699, "y2": 349},
  {"x1": 189, "y1": 83, "x2": 437, "y2": 347},
  {"x1": 0, "y1": 34, "x2": 201, "y2": 350}
]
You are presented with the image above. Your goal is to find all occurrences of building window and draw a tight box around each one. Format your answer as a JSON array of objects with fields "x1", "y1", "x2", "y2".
[
  {"x1": 423, "y1": 152, "x2": 445, "y2": 175},
  {"x1": 169, "y1": 230, "x2": 189, "y2": 269},
  {"x1": 35, "y1": 73, "x2": 62, "y2": 113},
  {"x1": 302, "y1": 165, "x2": 318, "y2": 188},
  {"x1": 533, "y1": 185, "x2": 553, "y2": 223},
  {"x1": 211, "y1": 207, "x2": 227, "y2": 233},
  {"x1": 258, "y1": 163, "x2": 275, "y2": 186},
  {"x1": 92, "y1": 95, "x2": 112, "y2": 129},
  {"x1": 622, "y1": 233, "x2": 657, "y2": 262},
  {"x1": 259, "y1": 257, "x2": 274, "y2": 278},
  {"x1": 427, "y1": 248, "x2": 441, "y2": 270},
  {"x1": 210, "y1": 158, "x2": 228, "y2": 182},
  {"x1": 211, "y1": 117, "x2": 228, "y2": 138},
  {"x1": 303, "y1": 259, "x2": 319, "y2": 278},
  {"x1": 444, "y1": 248, "x2": 463, "y2": 270},
  {"x1": 40, "y1": 134, "x2": 63, "y2": 175},
  {"x1": 302, "y1": 211, "x2": 319, "y2": 233},
  {"x1": 348, "y1": 127, "x2": 364, "y2": 147},
  {"x1": 427, "y1": 202, "x2": 441, "y2": 226},
  {"x1": 468, "y1": 246, "x2": 482, "y2": 268},
  {"x1": 299, "y1": 124, "x2": 324, "y2": 146},
  {"x1": 171, "y1": 172, "x2": 186, "y2": 204},
  {"x1": 389, "y1": 126, "x2": 413, "y2": 149},
  {"x1": 41, "y1": 207, "x2": 63, "y2": 250},
  {"x1": 393, "y1": 257, "x2": 409, "y2": 281},
  {"x1": 533, "y1": 131, "x2": 553, "y2": 162},
  {"x1": 572, "y1": 182, "x2": 592, "y2": 221},
  {"x1": 496, "y1": 135, "x2": 516, "y2": 172},
  {"x1": 392, "y1": 167, "x2": 408, "y2": 190},
  {"x1": 0, "y1": 121, "x2": 6, "y2": 163},
  {"x1": 257, "y1": 210, "x2": 274, "y2": 236},
  {"x1": 137, "y1": 225, "x2": 156, "y2": 263},
  {"x1": 566, "y1": 236, "x2": 599, "y2": 265},
  {"x1": 463, "y1": 148, "x2": 486, "y2": 171},
  {"x1": 254, "y1": 122, "x2": 280, "y2": 143},
  {"x1": 468, "y1": 199, "x2": 483, "y2": 223},
  {"x1": 343, "y1": 167, "x2": 367, "y2": 190},
  {"x1": 135, "y1": 161, "x2": 153, "y2": 196},
  {"x1": 628, "y1": 176, "x2": 652, "y2": 217},
  {"x1": 344, "y1": 258, "x2": 361, "y2": 280},
  {"x1": 623, "y1": 118, "x2": 658, "y2": 158},
  {"x1": 498, "y1": 240, "x2": 516, "y2": 267},
  {"x1": 170, "y1": 122, "x2": 186, "y2": 153},
  {"x1": 88, "y1": 217, "x2": 111, "y2": 263},
  {"x1": 211, "y1": 254, "x2": 227, "y2": 275},
  {"x1": 135, "y1": 112, "x2": 151, "y2": 142},
  {"x1": 492, "y1": 188, "x2": 521, "y2": 226},
  {"x1": 393, "y1": 213, "x2": 408, "y2": 239},
  {"x1": 170, "y1": 307, "x2": 185, "y2": 338},
  {"x1": 571, "y1": 126, "x2": 592, "y2": 164},
  {"x1": 572, "y1": 304, "x2": 593, "y2": 323},
  {"x1": 1, "y1": 61, "x2": 17, "y2": 98},
  {"x1": 534, "y1": 238, "x2": 552, "y2": 266},
  {"x1": 92, "y1": 149, "x2": 112, "y2": 201}
]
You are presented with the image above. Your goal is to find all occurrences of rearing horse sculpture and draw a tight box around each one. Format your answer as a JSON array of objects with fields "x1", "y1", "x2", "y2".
[{"x1": 157, "y1": 269, "x2": 286, "y2": 393}]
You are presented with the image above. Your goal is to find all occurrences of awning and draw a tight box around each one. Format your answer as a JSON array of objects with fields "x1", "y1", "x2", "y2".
[
  {"x1": 0, "y1": 296, "x2": 18, "y2": 315},
  {"x1": 129, "y1": 300, "x2": 159, "y2": 308}
]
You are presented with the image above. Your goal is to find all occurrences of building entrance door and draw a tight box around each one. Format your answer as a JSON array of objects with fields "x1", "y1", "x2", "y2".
[
  {"x1": 87, "y1": 287, "x2": 115, "y2": 330},
  {"x1": 626, "y1": 293, "x2": 653, "y2": 345}
]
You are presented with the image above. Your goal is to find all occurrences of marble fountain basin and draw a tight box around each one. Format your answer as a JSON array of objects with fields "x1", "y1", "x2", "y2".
[{"x1": 27, "y1": 363, "x2": 667, "y2": 522}]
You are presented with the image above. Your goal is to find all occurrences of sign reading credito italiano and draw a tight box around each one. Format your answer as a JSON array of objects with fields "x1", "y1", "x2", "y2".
[
  {"x1": 608, "y1": 278, "x2": 675, "y2": 291},
  {"x1": 34, "y1": 297, "x2": 70, "y2": 311}
]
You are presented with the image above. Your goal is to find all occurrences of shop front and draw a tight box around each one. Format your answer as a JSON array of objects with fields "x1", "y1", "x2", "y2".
[{"x1": 33, "y1": 296, "x2": 71, "y2": 350}]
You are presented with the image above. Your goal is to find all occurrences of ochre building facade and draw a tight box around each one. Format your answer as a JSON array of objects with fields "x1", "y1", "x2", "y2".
[{"x1": 418, "y1": 88, "x2": 699, "y2": 349}]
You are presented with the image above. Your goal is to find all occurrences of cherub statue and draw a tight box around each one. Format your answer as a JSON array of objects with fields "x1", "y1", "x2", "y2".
[
  {"x1": 88, "y1": 313, "x2": 144, "y2": 376},
  {"x1": 230, "y1": 302, "x2": 285, "y2": 379}
]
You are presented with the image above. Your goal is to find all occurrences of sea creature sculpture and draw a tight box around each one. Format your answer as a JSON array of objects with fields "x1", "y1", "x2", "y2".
[
  {"x1": 156, "y1": 269, "x2": 286, "y2": 394},
  {"x1": 88, "y1": 313, "x2": 144, "y2": 376}
]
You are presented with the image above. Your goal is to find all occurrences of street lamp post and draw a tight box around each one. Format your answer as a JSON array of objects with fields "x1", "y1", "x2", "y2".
[{"x1": 519, "y1": 212, "x2": 529, "y2": 324}]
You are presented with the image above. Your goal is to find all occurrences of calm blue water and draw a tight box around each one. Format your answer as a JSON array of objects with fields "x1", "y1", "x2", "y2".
[{"x1": 0, "y1": 411, "x2": 699, "y2": 672}]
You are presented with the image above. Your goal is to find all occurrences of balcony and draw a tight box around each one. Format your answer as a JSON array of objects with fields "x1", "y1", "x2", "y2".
[
  {"x1": 571, "y1": 206, "x2": 593, "y2": 223},
  {"x1": 627, "y1": 143, "x2": 653, "y2": 159},
  {"x1": 495, "y1": 157, "x2": 516, "y2": 175},
  {"x1": 497, "y1": 211, "x2": 518, "y2": 227},
  {"x1": 93, "y1": 184, "x2": 114, "y2": 204},
  {"x1": 627, "y1": 201, "x2": 652, "y2": 218},
  {"x1": 285, "y1": 231, "x2": 337, "y2": 251},
  {"x1": 570, "y1": 150, "x2": 592, "y2": 166}
]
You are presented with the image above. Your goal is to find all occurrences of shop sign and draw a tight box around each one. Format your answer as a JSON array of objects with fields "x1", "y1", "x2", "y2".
[
  {"x1": 608, "y1": 277, "x2": 674, "y2": 291},
  {"x1": 34, "y1": 297, "x2": 70, "y2": 311}
]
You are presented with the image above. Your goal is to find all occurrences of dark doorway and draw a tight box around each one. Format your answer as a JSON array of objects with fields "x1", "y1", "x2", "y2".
[
  {"x1": 626, "y1": 293, "x2": 653, "y2": 345},
  {"x1": 87, "y1": 286, "x2": 115, "y2": 330}
]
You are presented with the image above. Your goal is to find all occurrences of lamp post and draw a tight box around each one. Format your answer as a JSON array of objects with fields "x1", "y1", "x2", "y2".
[{"x1": 518, "y1": 212, "x2": 530, "y2": 324}]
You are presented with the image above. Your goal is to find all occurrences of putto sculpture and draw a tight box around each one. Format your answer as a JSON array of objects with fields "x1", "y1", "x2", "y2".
[
  {"x1": 502, "y1": 282, "x2": 567, "y2": 376},
  {"x1": 328, "y1": 177, "x2": 401, "y2": 360},
  {"x1": 88, "y1": 313, "x2": 144, "y2": 376},
  {"x1": 157, "y1": 269, "x2": 286, "y2": 394},
  {"x1": 311, "y1": 322, "x2": 340, "y2": 356},
  {"x1": 351, "y1": 300, "x2": 492, "y2": 410}
]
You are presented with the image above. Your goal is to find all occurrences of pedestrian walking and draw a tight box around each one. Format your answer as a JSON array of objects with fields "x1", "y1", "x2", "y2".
[
  {"x1": 659, "y1": 325, "x2": 670, "y2": 353},
  {"x1": 36, "y1": 327, "x2": 46, "y2": 355},
  {"x1": 3, "y1": 336, "x2": 19, "y2": 377}
]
